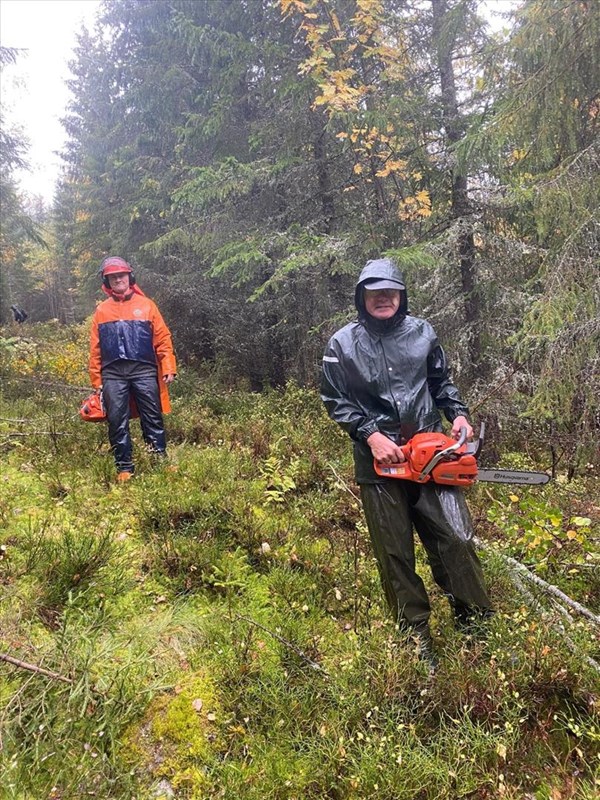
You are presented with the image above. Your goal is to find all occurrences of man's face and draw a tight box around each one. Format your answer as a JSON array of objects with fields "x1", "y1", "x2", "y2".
[
  {"x1": 107, "y1": 272, "x2": 130, "y2": 293},
  {"x1": 364, "y1": 288, "x2": 401, "y2": 320}
]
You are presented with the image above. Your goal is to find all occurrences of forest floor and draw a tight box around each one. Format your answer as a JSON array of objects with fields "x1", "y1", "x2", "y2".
[{"x1": 1, "y1": 322, "x2": 598, "y2": 800}]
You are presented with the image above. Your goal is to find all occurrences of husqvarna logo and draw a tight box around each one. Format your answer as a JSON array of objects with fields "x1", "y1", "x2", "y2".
[{"x1": 133, "y1": 309, "x2": 143, "y2": 317}]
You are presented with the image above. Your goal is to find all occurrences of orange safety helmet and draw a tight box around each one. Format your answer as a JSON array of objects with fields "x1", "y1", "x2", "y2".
[
  {"x1": 80, "y1": 391, "x2": 107, "y2": 423},
  {"x1": 99, "y1": 256, "x2": 136, "y2": 288}
]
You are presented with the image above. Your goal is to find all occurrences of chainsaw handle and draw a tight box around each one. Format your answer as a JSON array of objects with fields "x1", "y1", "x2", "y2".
[
  {"x1": 417, "y1": 426, "x2": 468, "y2": 481},
  {"x1": 453, "y1": 426, "x2": 468, "y2": 447}
]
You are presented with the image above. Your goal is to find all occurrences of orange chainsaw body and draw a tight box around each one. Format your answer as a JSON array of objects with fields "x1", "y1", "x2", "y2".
[{"x1": 374, "y1": 431, "x2": 478, "y2": 486}]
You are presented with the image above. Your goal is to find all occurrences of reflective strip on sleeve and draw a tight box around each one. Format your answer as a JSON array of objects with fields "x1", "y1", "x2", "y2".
[{"x1": 323, "y1": 355, "x2": 339, "y2": 363}]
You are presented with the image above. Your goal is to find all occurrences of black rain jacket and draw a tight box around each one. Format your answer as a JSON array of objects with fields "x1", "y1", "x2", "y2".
[{"x1": 321, "y1": 258, "x2": 470, "y2": 483}]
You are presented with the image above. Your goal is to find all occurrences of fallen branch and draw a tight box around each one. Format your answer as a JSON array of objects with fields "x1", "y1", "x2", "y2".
[
  {"x1": 236, "y1": 614, "x2": 328, "y2": 675},
  {"x1": 549, "y1": 596, "x2": 575, "y2": 625},
  {"x1": 510, "y1": 573, "x2": 600, "y2": 675},
  {"x1": 475, "y1": 537, "x2": 600, "y2": 628},
  {"x1": 327, "y1": 462, "x2": 360, "y2": 503},
  {"x1": 0, "y1": 652, "x2": 73, "y2": 684}
]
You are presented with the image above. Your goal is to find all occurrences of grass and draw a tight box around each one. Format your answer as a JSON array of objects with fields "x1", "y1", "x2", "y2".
[{"x1": 0, "y1": 323, "x2": 598, "y2": 799}]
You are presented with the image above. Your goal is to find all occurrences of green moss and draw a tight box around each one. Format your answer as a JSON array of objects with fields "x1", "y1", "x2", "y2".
[{"x1": 124, "y1": 672, "x2": 224, "y2": 796}]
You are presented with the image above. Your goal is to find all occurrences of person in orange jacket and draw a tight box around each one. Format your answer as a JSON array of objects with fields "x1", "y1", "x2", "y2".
[{"x1": 89, "y1": 256, "x2": 176, "y2": 481}]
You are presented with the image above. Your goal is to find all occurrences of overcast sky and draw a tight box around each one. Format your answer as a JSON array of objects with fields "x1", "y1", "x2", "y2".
[
  {"x1": 0, "y1": 0, "x2": 102, "y2": 203},
  {"x1": 1, "y1": 0, "x2": 514, "y2": 206}
]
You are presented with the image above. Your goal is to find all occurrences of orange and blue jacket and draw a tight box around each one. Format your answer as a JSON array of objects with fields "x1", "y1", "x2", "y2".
[{"x1": 89, "y1": 292, "x2": 176, "y2": 413}]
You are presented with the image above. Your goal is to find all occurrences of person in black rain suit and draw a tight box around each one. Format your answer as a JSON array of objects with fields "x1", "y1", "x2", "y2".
[{"x1": 321, "y1": 258, "x2": 492, "y2": 668}]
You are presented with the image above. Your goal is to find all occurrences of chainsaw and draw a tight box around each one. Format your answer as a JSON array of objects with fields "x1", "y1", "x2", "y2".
[{"x1": 374, "y1": 423, "x2": 550, "y2": 486}]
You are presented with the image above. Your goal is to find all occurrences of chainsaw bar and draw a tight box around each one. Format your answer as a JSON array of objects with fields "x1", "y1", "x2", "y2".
[{"x1": 475, "y1": 468, "x2": 550, "y2": 485}]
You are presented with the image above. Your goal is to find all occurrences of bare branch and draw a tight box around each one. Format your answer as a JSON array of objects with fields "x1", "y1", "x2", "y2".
[
  {"x1": 236, "y1": 614, "x2": 328, "y2": 675},
  {"x1": 0, "y1": 652, "x2": 73, "y2": 684}
]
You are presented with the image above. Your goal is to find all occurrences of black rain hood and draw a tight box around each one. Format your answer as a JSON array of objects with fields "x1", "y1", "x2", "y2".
[{"x1": 355, "y1": 258, "x2": 408, "y2": 332}]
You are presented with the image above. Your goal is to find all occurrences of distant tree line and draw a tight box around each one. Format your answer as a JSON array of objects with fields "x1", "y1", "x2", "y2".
[{"x1": 1, "y1": 0, "x2": 598, "y2": 465}]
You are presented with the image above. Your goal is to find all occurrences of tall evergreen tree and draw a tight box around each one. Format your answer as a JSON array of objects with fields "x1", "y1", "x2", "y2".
[{"x1": 486, "y1": 0, "x2": 600, "y2": 464}]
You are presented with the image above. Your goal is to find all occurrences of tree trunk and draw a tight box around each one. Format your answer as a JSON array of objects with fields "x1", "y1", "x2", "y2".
[
  {"x1": 431, "y1": 0, "x2": 481, "y2": 376},
  {"x1": 313, "y1": 122, "x2": 336, "y2": 234}
]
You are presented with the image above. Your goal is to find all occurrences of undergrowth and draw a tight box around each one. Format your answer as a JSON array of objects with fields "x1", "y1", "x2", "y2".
[{"x1": 0, "y1": 324, "x2": 598, "y2": 799}]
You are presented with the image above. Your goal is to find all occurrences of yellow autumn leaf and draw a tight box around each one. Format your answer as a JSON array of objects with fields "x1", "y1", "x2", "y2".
[
  {"x1": 280, "y1": 0, "x2": 308, "y2": 15},
  {"x1": 353, "y1": 163, "x2": 363, "y2": 174},
  {"x1": 376, "y1": 159, "x2": 407, "y2": 177},
  {"x1": 509, "y1": 494, "x2": 519, "y2": 502},
  {"x1": 571, "y1": 516, "x2": 591, "y2": 527},
  {"x1": 330, "y1": 10, "x2": 343, "y2": 36},
  {"x1": 565, "y1": 530, "x2": 578, "y2": 540}
]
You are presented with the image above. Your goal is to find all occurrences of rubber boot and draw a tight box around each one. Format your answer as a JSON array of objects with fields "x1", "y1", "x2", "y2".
[{"x1": 410, "y1": 622, "x2": 439, "y2": 673}]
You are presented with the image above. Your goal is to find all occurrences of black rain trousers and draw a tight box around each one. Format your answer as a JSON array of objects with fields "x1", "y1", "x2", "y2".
[
  {"x1": 102, "y1": 360, "x2": 166, "y2": 473},
  {"x1": 360, "y1": 480, "x2": 491, "y2": 627}
]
